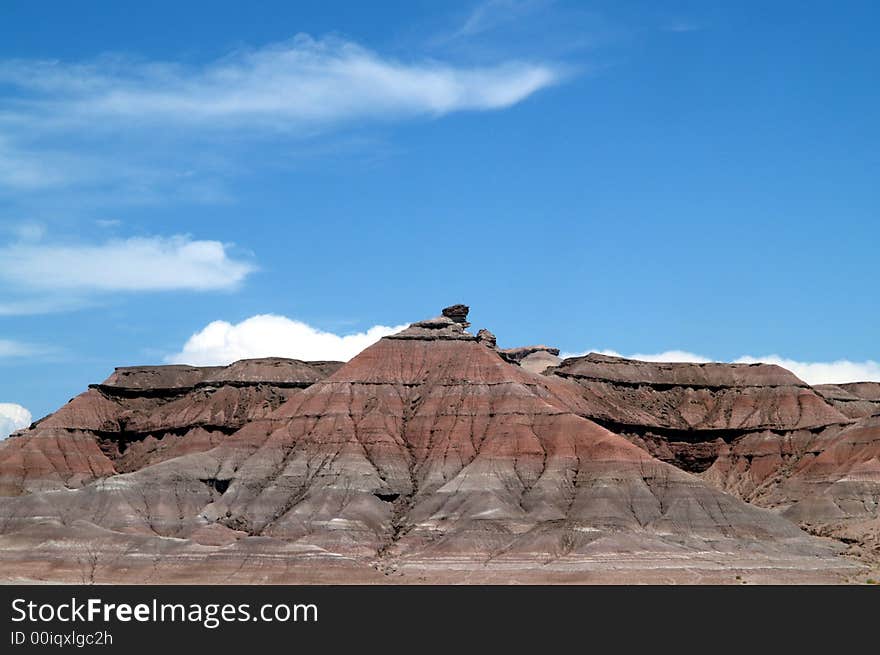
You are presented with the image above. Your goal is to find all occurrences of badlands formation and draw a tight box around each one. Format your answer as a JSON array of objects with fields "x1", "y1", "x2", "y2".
[{"x1": 0, "y1": 305, "x2": 877, "y2": 584}]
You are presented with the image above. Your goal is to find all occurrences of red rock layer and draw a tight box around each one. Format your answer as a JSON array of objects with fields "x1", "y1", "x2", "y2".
[
  {"x1": 0, "y1": 310, "x2": 867, "y2": 582},
  {"x1": 703, "y1": 414, "x2": 880, "y2": 563},
  {"x1": 0, "y1": 358, "x2": 341, "y2": 495},
  {"x1": 548, "y1": 353, "x2": 849, "y2": 472},
  {"x1": 0, "y1": 323, "x2": 847, "y2": 584},
  {"x1": 815, "y1": 382, "x2": 880, "y2": 419}
]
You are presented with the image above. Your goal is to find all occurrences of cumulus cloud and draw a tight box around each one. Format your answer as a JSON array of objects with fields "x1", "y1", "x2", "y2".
[
  {"x1": 559, "y1": 349, "x2": 880, "y2": 385},
  {"x1": 0, "y1": 235, "x2": 254, "y2": 292},
  {"x1": 167, "y1": 314, "x2": 409, "y2": 365},
  {"x1": 0, "y1": 403, "x2": 31, "y2": 440},
  {"x1": 0, "y1": 35, "x2": 560, "y2": 133},
  {"x1": 731, "y1": 355, "x2": 880, "y2": 386}
]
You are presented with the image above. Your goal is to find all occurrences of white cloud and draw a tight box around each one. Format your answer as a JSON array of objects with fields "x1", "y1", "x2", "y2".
[
  {"x1": 0, "y1": 403, "x2": 31, "y2": 440},
  {"x1": 731, "y1": 355, "x2": 880, "y2": 386},
  {"x1": 562, "y1": 349, "x2": 712, "y2": 364},
  {"x1": 559, "y1": 349, "x2": 880, "y2": 385},
  {"x1": 167, "y1": 314, "x2": 408, "y2": 365},
  {"x1": 0, "y1": 35, "x2": 560, "y2": 133},
  {"x1": 0, "y1": 235, "x2": 254, "y2": 292},
  {"x1": 0, "y1": 35, "x2": 562, "y2": 200}
]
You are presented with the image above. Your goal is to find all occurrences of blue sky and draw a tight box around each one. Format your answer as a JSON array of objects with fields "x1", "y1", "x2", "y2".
[{"x1": 1, "y1": 0, "x2": 878, "y2": 431}]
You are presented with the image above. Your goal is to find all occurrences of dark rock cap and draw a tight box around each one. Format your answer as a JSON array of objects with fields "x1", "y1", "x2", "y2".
[
  {"x1": 442, "y1": 304, "x2": 470, "y2": 325},
  {"x1": 387, "y1": 305, "x2": 475, "y2": 341}
]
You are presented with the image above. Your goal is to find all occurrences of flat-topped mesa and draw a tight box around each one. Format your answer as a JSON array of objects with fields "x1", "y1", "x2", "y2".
[
  {"x1": 101, "y1": 365, "x2": 222, "y2": 391},
  {"x1": 552, "y1": 352, "x2": 808, "y2": 388},
  {"x1": 0, "y1": 357, "x2": 344, "y2": 495},
  {"x1": 387, "y1": 304, "x2": 476, "y2": 341},
  {"x1": 94, "y1": 358, "x2": 343, "y2": 395},
  {"x1": 202, "y1": 358, "x2": 343, "y2": 387},
  {"x1": 546, "y1": 352, "x2": 850, "y2": 475},
  {"x1": 550, "y1": 352, "x2": 849, "y2": 430}
]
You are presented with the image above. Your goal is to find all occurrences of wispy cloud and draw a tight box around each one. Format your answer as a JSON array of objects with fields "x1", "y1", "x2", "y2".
[
  {"x1": 0, "y1": 297, "x2": 93, "y2": 317},
  {"x1": 455, "y1": 0, "x2": 554, "y2": 38},
  {"x1": 0, "y1": 35, "x2": 559, "y2": 134},
  {"x1": 0, "y1": 34, "x2": 561, "y2": 202},
  {"x1": 0, "y1": 235, "x2": 254, "y2": 294},
  {"x1": 0, "y1": 138, "x2": 85, "y2": 190},
  {"x1": 167, "y1": 314, "x2": 408, "y2": 365},
  {"x1": 0, "y1": 339, "x2": 41, "y2": 358},
  {"x1": 0, "y1": 136, "x2": 227, "y2": 202},
  {"x1": 433, "y1": 0, "x2": 624, "y2": 62},
  {"x1": 559, "y1": 349, "x2": 880, "y2": 385}
]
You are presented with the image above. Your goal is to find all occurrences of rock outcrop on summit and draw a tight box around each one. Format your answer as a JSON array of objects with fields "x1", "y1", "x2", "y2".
[{"x1": 0, "y1": 306, "x2": 875, "y2": 583}]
